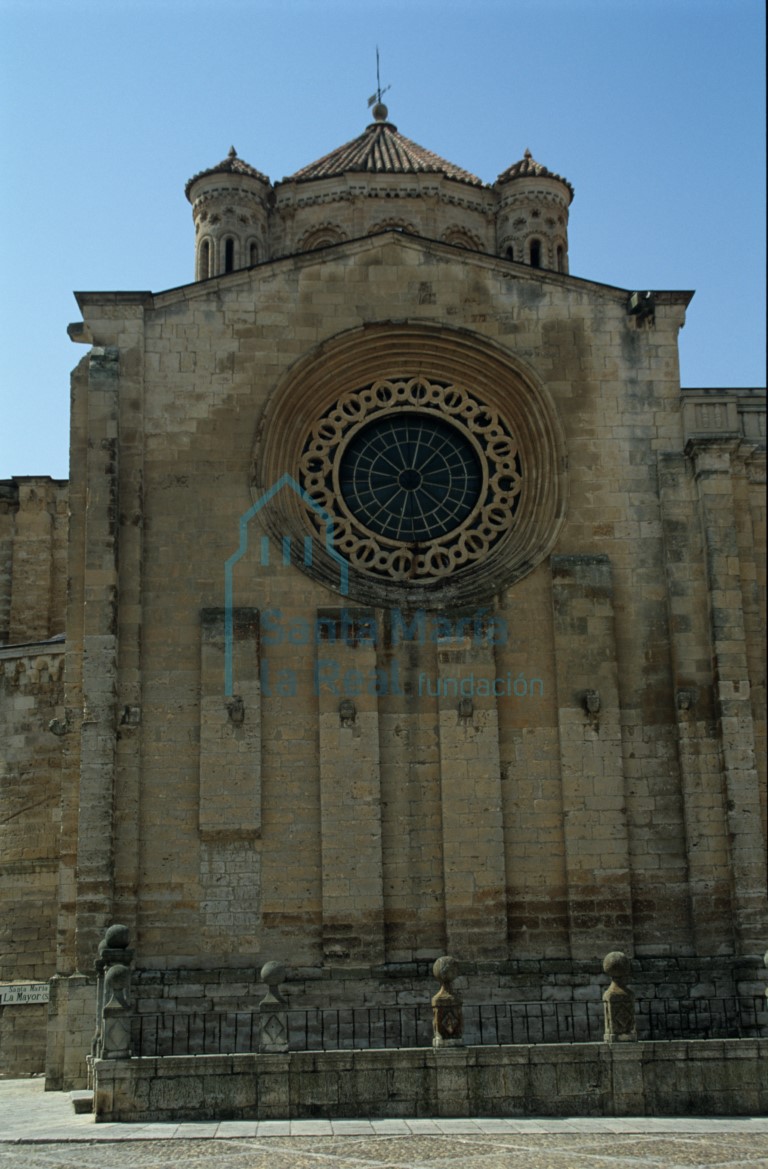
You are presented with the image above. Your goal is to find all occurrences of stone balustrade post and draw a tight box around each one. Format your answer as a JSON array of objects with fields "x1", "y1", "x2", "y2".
[
  {"x1": 101, "y1": 965, "x2": 133, "y2": 1059},
  {"x1": 258, "y1": 961, "x2": 289, "y2": 1053},
  {"x1": 431, "y1": 955, "x2": 464, "y2": 1048},
  {"x1": 94, "y1": 925, "x2": 134, "y2": 1062},
  {"x1": 602, "y1": 950, "x2": 636, "y2": 1043}
]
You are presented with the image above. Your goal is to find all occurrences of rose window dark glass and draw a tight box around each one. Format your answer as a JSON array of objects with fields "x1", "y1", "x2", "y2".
[{"x1": 338, "y1": 414, "x2": 482, "y2": 542}]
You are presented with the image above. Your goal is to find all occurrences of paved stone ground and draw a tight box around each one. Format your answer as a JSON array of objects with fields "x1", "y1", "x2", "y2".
[{"x1": 1, "y1": 1078, "x2": 767, "y2": 1168}]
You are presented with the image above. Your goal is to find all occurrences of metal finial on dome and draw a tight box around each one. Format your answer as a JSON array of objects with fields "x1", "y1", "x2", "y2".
[
  {"x1": 524, "y1": 148, "x2": 532, "y2": 160},
  {"x1": 228, "y1": 146, "x2": 238, "y2": 159},
  {"x1": 367, "y1": 46, "x2": 391, "y2": 122}
]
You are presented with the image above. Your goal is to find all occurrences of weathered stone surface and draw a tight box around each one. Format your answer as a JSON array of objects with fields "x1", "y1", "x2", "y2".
[{"x1": 92, "y1": 1039, "x2": 768, "y2": 1121}]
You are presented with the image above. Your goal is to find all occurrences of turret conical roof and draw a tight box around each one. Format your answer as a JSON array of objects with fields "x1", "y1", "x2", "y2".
[
  {"x1": 185, "y1": 147, "x2": 269, "y2": 200},
  {"x1": 496, "y1": 149, "x2": 573, "y2": 199}
]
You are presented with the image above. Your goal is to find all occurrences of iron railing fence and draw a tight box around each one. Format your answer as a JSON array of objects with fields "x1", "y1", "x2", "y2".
[
  {"x1": 130, "y1": 996, "x2": 766, "y2": 1058},
  {"x1": 637, "y1": 995, "x2": 767, "y2": 1041}
]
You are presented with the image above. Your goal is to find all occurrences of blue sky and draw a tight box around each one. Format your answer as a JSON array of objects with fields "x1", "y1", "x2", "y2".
[{"x1": 0, "y1": 0, "x2": 764, "y2": 479}]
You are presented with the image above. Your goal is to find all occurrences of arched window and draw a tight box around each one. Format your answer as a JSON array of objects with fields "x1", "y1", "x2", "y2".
[
  {"x1": 441, "y1": 228, "x2": 482, "y2": 252},
  {"x1": 198, "y1": 239, "x2": 211, "y2": 281},
  {"x1": 249, "y1": 242, "x2": 259, "y2": 266},
  {"x1": 367, "y1": 218, "x2": 416, "y2": 237},
  {"x1": 299, "y1": 226, "x2": 344, "y2": 251},
  {"x1": 505, "y1": 245, "x2": 514, "y2": 261},
  {"x1": 224, "y1": 238, "x2": 235, "y2": 274},
  {"x1": 556, "y1": 245, "x2": 565, "y2": 273},
  {"x1": 529, "y1": 239, "x2": 542, "y2": 268}
]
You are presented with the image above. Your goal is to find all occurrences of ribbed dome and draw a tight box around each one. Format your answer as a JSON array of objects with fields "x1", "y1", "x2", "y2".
[
  {"x1": 286, "y1": 115, "x2": 484, "y2": 188},
  {"x1": 497, "y1": 149, "x2": 573, "y2": 198},
  {"x1": 185, "y1": 147, "x2": 269, "y2": 200}
]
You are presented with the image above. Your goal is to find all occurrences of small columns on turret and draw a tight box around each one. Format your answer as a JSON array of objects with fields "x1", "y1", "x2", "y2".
[
  {"x1": 185, "y1": 147, "x2": 272, "y2": 280},
  {"x1": 495, "y1": 148, "x2": 573, "y2": 273}
]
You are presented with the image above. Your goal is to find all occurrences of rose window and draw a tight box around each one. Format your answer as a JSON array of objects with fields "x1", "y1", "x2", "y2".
[{"x1": 298, "y1": 377, "x2": 523, "y2": 583}]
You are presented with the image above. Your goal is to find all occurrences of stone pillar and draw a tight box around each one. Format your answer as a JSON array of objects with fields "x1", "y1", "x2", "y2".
[
  {"x1": 689, "y1": 440, "x2": 768, "y2": 950},
  {"x1": 551, "y1": 556, "x2": 633, "y2": 956},
  {"x1": 258, "y1": 960, "x2": 289, "y2": 1053},
  {"x1": 199, "y1": 607, "x2": 261, "y2": 836},
  {"x1": 436, "y1": 633, "x2": 506, "y2": 957},
  {"x1": 431, "y1": 955, "x2": 464, "y2": 1048},
  {"x1": 658, "y1": 452, "x2": 732, "y2": 952},
  {"x1": 602, "y1": 951, "x2": 636, "y2": 1043},
  {"x1": 378, "y1": 634, "x2": 446, "y2": 959},
  {"x1": 75, "y1": 347, "x2": 121, "y2": 969},
  {"x1": 316, "y1": 610, "x2": 384, "y2": 963},
  {"x1": 609, "y1": 1045, "x2": 645, "y2": 1116},
  {"x1": 44, "y1": 972, "x2": 93, "y2": 1091},
  {"x1": 494, "y1": 569, "x2": 570, "y2": 961},
  {"x1": 110, "y1": 308, "x2": 146, "y2": 937},
  {"x1": 47, "y1": 340, "x2": 130, "y2": 1092}
]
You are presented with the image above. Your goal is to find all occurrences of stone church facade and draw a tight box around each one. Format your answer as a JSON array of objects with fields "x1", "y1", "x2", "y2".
[{"x1": 1, "y1": 104, "x2": 766, "y2": 1086}]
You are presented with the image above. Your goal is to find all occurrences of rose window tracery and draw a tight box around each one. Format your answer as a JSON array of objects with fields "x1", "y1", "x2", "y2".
[{"x1": 297, "y1": 377, "x2": 523, "y2": 583}]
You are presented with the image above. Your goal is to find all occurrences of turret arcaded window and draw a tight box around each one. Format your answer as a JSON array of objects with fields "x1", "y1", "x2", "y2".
[
  {"x1": 530, "y1": 239, "x2": 541, "y2": 268},
  {"x1": 557, "y1": 245, "x2": 565, "y2": 273},
  {"x1": 249, "y1": 242, "x2": 259, "y2": 266},
  {"x1": 224, "y1": 238, "x2": 235, "y2": 274},
  {"x1": 506, "y1": 246, "x2": 514, "y2": 261},
  {"x1": 198, "y1": 239, "x2": 211, "y2": 281}
]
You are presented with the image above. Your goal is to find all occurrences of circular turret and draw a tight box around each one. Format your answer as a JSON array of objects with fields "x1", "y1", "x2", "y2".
[
  {"x1": 185, "y1": 147, "x2": 272, "y2": 280},
  {"x1": 495, "y1": 149, "x2": 573, "y2": 272}
]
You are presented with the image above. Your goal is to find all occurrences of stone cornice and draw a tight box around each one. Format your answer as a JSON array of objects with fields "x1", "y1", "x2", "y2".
[
  {"x1": 275, "y1": 176, "x2": 495, "y2": 218},
  {"x1": 92, "y1": 232, "x2": 694, "y2": 313}
]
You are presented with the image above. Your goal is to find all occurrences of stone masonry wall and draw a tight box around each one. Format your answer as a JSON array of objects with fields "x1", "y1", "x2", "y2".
[
  {"x1": 64, "y1": 239, "x2": 766, "y2": 972},
  {"x1": 93, "y1": 1040, "x2": 768, "y2": 1121},
  {"x1": 0, "y1": 644, "x2": 65, "y2": 1073},
  {"x1": 0, "y1": 478, "x2": 68, "y2": 646}
]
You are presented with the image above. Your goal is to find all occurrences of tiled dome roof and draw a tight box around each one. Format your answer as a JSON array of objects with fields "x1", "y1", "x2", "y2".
[
  {"x1": 185, "y1": 147, "x2": 269, "y2": 199},
  {"x1": 496, "y1": 149, "x2": 573, "y2": 197},
  {"x1": 286, "y1": 107, "x2": 484, "y2": 188}
]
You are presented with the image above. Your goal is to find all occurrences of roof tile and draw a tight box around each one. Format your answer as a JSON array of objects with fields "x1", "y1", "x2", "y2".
[
  {"x1": 496, "y1": 148, "x2": 573, "y2": 196},
  {"x1": 286, "y1": 115, "x2": 484, "y2": 188},
  {"x1": 185, "y1": 147, "x2": 269, "y2": 199}
]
